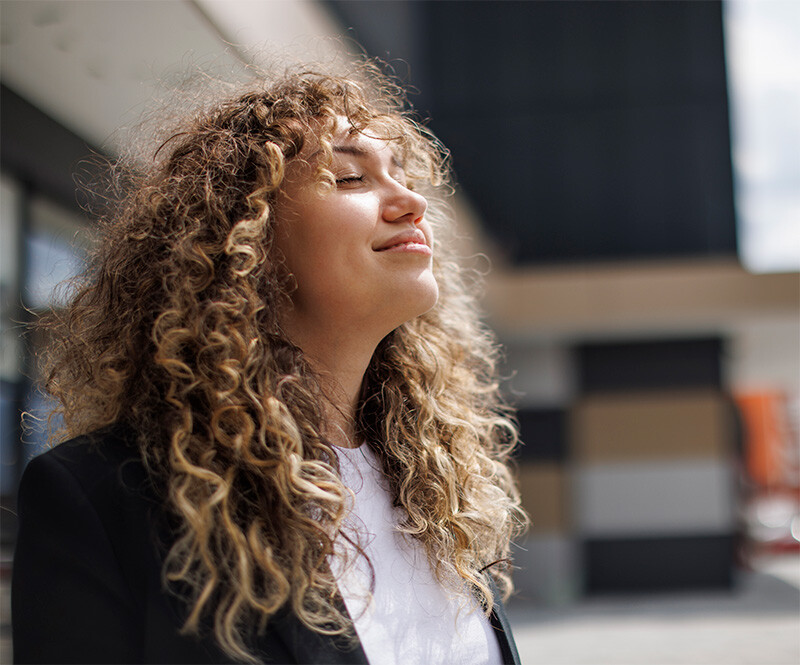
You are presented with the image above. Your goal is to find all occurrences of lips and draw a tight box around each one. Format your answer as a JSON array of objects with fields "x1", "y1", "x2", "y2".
[{"x1": 374, "y1": 228, "x2": 429, "y2": 251}]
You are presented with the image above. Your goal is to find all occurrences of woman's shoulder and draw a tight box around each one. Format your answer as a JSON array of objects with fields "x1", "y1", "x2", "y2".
[
  {"x1": 17, "y1": 424, "x2": 169, "y2": 592},
  {"x1": 21, "y1": 423, "x2": 157, "y2": 510},
  {"x1": 41, "y1": 422, "x2": 138, "y2": 460}
]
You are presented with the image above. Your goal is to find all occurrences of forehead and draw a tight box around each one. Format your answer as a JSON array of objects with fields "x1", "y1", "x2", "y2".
[
  {"x1": 329, "y1": 119, "x2": 403, "y2": 161},
  {"x1": 283, "y1": 117, "x2": 405, "y2": 188},
  {"x1": 332, "y1": 138, "x2": 404, "y2": 170}
]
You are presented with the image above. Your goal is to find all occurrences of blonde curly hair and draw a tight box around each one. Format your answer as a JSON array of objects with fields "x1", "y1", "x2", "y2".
[{"x1": 41, "y1": 62, "x2": 526, "y2": 662}]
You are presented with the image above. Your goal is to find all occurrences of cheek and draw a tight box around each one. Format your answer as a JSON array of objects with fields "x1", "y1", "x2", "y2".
[
  {"x1": 275, "y1": 202, "x2": 327, "y2": 268},
  {"x1": 313, "y1": 203, "x2": 374, "y2": 252},
  {"x1": 276, "y1": 218, "x2": 353, "y2": 292},
  {"x1": 275, "y1": 193, "x2": 378, "y2": 291}
]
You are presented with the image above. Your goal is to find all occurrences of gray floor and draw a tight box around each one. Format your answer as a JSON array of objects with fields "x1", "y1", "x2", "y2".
[{"x1": 507, "y1": 555, "x2": 800, "y2": 665}]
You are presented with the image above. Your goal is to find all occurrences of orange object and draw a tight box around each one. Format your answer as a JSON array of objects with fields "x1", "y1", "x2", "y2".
[{"x1": 735, "y1": 391, "x2": 797, "y2": 490}]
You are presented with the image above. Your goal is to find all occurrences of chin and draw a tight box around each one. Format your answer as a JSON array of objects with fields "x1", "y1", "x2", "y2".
[{"x1": 398, "y1": 275, "x2": 440, "y2": 324}]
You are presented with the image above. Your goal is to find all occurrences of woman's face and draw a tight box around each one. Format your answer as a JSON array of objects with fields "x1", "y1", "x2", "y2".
[{"x1": 274, "y1": 121, "x2": 439, "y2": 341}]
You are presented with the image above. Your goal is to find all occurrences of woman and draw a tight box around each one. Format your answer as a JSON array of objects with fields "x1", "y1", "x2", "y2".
[{"x1": 12, "y1": 64, "x2": 526, "y2": 664}]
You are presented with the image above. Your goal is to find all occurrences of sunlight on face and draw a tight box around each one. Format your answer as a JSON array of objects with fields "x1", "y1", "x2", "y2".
[{"x1": 274, "y1": 120, "x2": 439, "y2": 342}]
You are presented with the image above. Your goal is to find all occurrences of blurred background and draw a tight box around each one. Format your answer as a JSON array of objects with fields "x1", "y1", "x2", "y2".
[{"x1": 1, "y1": 1, "x2": 798, "y2": 663}]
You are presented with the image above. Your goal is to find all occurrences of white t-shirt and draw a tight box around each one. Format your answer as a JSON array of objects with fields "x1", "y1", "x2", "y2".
[{"x1": 330, "y1": 444, "x2": 503, "y2": 665}]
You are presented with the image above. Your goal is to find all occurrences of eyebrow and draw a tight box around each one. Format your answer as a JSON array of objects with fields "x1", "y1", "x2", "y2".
[
  {"x1": 333, "y1": 144, "x2": 404, "y2": 169},
  {"x1": 332, "y1": 145, "x2": 368, "y2": 157}
]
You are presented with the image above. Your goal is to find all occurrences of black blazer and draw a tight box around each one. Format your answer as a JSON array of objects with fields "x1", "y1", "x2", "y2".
[{"x1": 13, "y1": 428, "x2": 522, "y2": 664}]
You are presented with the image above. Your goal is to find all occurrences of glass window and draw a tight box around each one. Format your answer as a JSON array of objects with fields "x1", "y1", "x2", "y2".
[
  {"x1": 1, "y1": 180, "x2": 94, "y2": 489},
  {"x1": 0, "y1": 175, "x2": 20, "y2": 493},
  {"x1": 22, "y1": 197, "x2": 92, "y2": 464},
  {"x1": 25, "y1": 197, "x2": 91, "y2": 311},
  {"x1": 0, "y1": 175, "x2": 20, "y2": 381}
]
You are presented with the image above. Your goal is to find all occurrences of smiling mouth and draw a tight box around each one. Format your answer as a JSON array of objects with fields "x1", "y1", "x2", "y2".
[
  {"x1": 376, "y1": 241, "x2": 432, "y2": 256},
  {"x1": 374, "y1": 229, "x2": 430, "y2": 252}
]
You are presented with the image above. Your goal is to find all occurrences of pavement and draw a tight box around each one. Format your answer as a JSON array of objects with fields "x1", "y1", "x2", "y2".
[
  {"x1": 506, "y1": 554, "x2": 800, "y2": 665},
  {"x1": 1, "y1": 553, "x2": 797, "y2": 664}
]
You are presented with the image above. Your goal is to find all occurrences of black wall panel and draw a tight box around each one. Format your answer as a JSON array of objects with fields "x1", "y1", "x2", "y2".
[
  {"x1": 577, "y1": 338, "x2": 724, "y2": 394},
  {"x1": 583, "y1": 534, "x2": 736, "y2": 592},
  {"x1": 326, "y1": 0, "x2": 737, "y2": 266},
  {"x1": 516, "y1": 407, "x2": 568, "y2": 462}
]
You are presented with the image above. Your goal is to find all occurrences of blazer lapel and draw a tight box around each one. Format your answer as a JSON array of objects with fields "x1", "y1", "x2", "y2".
[
  {"x1": 487, "y1": 576, "x2": 523, "y2": 665},
  {"x1": 263, "y1": 598, "x2": 370, "y2": 665}
]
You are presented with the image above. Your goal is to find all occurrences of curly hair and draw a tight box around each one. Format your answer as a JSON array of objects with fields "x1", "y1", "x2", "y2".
[{"x1": 41, "y1": 62, "x2": 526, "y2": 662}]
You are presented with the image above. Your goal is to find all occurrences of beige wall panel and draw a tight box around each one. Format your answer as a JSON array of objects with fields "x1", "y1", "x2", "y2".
[
  {"x1": 571, "y1": 391, "x2": 734, "y2": 463},
  {"x1": 516, "y1": 463, "x2": 569, "y2": 534},
  {"x1": 485, "y1": 259, "x2": 799, "y2": 339}
]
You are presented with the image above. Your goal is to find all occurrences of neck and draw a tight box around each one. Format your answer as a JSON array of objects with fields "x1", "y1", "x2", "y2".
[
  {"x1": 284, "y1": 317, "x2": 382, "y2": 449},
  {"x1": 314, "y1": 354, "x2": 370, "y2": 449}
]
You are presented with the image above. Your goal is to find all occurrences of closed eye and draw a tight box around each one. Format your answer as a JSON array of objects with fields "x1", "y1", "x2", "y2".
[{"x1": 335, "y1": 175, "x2": 364, "y2": 186}]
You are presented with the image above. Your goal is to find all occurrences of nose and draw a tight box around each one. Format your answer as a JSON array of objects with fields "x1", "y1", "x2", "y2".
[{"x1": 382, "y1": 181, "x2": 428, "y2": 225}]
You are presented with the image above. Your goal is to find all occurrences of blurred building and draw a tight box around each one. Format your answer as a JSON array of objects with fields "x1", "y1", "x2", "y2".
[
  {"x1": 326, "y1": 0, "x2": 800, "y2": 600},
  {"x1": 1, "y1": 0, "x2": 798, "y2": 613}
]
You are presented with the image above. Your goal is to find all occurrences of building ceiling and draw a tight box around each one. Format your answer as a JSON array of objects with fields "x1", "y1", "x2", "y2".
[{"x1": 0, "y1": 0, "x2": 343, "y2": 154}]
